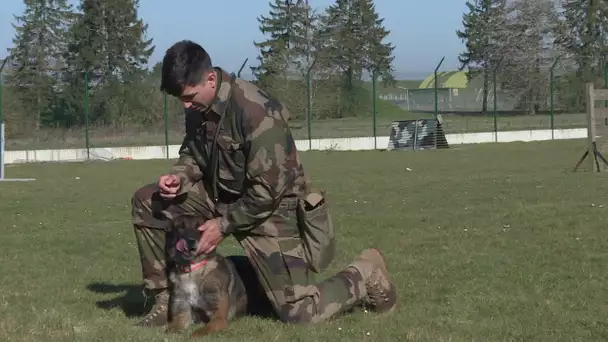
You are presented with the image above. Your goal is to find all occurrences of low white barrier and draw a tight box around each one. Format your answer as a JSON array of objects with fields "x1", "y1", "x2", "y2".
[{"x1": 3, "y1": 127, "x2": 587, "y2": 165}]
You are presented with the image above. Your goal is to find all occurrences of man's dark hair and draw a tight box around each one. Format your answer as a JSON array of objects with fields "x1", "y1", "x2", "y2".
[{"x1": 160, "y1": 40, "x2": 213, "y2": 97}]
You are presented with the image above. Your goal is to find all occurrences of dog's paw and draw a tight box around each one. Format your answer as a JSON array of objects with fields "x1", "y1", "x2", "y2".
[
  {"x1": 165, "y1": 326, "x2": 183, "y2": 334},
  {"x1": 191, "y1": 326, "x2": 211, "y2": 337},
  {"x1": 191, "y1": 319, "x2": 228, "y2": 337},
  {"x1": 165, "y1": 320, "x2": 188, "y2": 334}
]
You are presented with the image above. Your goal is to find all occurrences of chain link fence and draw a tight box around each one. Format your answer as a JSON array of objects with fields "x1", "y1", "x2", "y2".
[{"x1": 0, "y1": 55, "x2": 602, "y2": 158}]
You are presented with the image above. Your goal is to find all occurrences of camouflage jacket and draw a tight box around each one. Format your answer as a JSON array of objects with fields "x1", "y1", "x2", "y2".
[{"x1": 169, "y1": 67, "x2": 309, "y2": 235}]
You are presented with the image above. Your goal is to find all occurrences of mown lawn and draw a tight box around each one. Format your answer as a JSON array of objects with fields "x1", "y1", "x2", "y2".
[{"x1": 1, "y1": 138, "x2": 607, "y2": 341}]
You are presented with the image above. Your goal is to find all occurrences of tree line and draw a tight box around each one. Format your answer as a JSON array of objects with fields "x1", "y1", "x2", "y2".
[
  {"x1": 1, "y1": 0, "x2": 396, "y2": 138},
  {"x1": 457, "y1": 0, "x2": 608, "y2": 114},
  {"x1": 250, "y1": 0, "x2": 394, "y2": 120}
]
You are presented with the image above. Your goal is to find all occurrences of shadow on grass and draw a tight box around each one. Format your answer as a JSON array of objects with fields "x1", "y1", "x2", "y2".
[
  {"x1": 86, "y1": 282, "x2": 150, "y2": 318},
  {"x1": 86, "y1": 255, "x2": 276, "y2": 320}
]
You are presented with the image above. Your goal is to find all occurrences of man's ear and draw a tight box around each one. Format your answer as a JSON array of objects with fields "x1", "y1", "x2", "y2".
[{"x1": 205, "y1": 69, "x2": 216, "y2": 87}]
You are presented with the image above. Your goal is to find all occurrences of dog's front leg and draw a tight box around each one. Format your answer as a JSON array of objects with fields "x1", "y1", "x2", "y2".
[
  {"x1": 191, "y1": 293, "x2": 230, "y2": 337},
  {"x1": 166, "y1": 296, "x2": 193, "y2": 333}
]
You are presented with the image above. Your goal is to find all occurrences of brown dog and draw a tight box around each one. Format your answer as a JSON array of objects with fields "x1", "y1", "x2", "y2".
[{"x1": 166, "y1": 214, "x2": 248, "y2": 337}]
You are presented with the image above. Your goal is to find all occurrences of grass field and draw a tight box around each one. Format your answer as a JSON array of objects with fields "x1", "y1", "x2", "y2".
[{"x1": 2, "y1": 138, "x2": 608, "y2": 341}]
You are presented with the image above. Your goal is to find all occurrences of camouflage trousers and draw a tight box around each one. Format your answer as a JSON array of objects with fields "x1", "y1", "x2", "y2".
[{"x1": 131, "y1": 181, "x2": 371, "y2": 324}]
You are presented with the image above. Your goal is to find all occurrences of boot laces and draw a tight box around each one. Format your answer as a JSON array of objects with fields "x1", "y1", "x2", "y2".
[
  {"x1": 366, "y1": 270, "x2": 389, "y2": 306},
  {"x1": 140, "y1": 291, "x2": 168, "y2": 323}
]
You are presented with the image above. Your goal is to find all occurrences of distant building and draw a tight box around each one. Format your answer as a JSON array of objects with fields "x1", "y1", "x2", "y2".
[{"x1": 380, "y1": 70, "x2": 517, "y2": 113}]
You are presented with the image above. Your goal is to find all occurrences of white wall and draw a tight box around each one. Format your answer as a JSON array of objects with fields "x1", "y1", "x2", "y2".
[{"x1": 3, "y1": 128, "x2": 587, "y2": 165}]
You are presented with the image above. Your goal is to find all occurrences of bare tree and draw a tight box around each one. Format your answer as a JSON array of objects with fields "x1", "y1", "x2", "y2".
[{"x1": 497, "y1": 0, "x2": 561, "y2": 114}]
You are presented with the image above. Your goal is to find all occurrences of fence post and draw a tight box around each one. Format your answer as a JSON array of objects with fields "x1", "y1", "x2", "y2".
[
  {"x1": 604, "y1": 58, "x2": 608, "y2": 108},
  {"x1": 492, "y1": 62, "x2": 500, "y2": 143},
  {"x1": 237, "y1": 58, "x2": 248, "y2": 78},
  {"x1": 164, "y1": 92, "x2": 169, "y2": 159},
  {"x1": 550, "y1": 57, "x2": 560, "y2": 140},
  {"x1": 306, "y1": 58, "x2": 317, "y2": 151},
  {"x1": 84, "y1": 71, "x2": 90, "y2": 160},
  {"x1": 434, "y1": 57, "x2": 445, "y2": 117},
  {"x1": 372, "y1": 69, "x2": 377, "y2": 149},
  {"x1": 0, "y1": 61, "x2": 4, "y2": 180}
]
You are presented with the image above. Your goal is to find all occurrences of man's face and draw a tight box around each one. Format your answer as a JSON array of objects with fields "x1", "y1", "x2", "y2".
[{"x1": 178, "y1": 70, "x2": 217, "y2": 112}]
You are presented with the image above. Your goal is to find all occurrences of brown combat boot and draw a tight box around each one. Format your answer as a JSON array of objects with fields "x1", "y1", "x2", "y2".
[
  {"x1": 357, "y1": 248, "x2": 398, "y2": 314},
  {"x1": 134, "y1": 288, "x2": 170, "y2": 327}
]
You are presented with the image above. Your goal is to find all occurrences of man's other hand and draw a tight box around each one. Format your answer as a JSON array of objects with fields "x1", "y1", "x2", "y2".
[{"x1": 158, "y1": 174, "x2": 181, "y2": 199}]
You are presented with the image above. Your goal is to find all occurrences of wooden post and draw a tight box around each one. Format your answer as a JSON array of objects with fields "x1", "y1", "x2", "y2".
[
  {"x1": 574, "y1": 83, "x2": 608, "y2": 172},
  {"x1": 586, "y1": 83, "x2": 596, "y2": 172}
]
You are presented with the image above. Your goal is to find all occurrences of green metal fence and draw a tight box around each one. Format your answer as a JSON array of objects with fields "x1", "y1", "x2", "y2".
[{"x1": 0, "y1": 55, "x2": 606, "y2": 159}]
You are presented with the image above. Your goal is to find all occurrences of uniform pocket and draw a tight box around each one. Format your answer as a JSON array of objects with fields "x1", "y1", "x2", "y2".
[
  {"x1": 296, "y1": 190, "x2": 336, "y2": 274},
  {"x1": 215, "y1": 137, "x2": 246, "y2": 190}
]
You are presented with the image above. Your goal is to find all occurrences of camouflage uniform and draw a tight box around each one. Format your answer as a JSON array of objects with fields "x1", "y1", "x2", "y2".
[{"x1": 131, "y1": 68, "x2": 397, "y2": 326}]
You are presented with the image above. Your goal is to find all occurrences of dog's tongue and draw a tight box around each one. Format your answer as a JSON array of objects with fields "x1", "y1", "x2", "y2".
[{"x1": 176, "y1": 238, "x2": 187, "y2": 253}]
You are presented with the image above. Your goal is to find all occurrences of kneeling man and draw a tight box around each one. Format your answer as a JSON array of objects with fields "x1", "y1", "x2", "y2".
[{"x1": 131, "y1": 40, "x2": 398, "y2": 326}]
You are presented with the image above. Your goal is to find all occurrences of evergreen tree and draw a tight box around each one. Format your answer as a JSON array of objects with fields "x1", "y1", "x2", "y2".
[
  {"x1": 316, "y1": 0, "x2": 395, "y2": 117},
  {"x1": 499, "y1": 0, "x2": 559, "y2": 114},
  {"x1": 557, "y1": 0, "x2": 608, "y2": 83},
  {"x1": 317, "y1": 0, "x2": 395, "y2": 89},
  {"x1": 317, "y1": 0, "x2": 364, "y2": 90},
  {"x1": 62, "y1": 0, "x2": 155, "y2": 126},
  {"x1": 65, "y1": 0, "x2": 154, "y2": 86},
  {"x1": 251, "y1": 0, "x2": 317, "y2": 119},
  {"x1": 7, "y1": 0, "x2": 74, "y2": 130},
  {"x1": 357, "y1": 0, "x2": 395, "y2": 87},
  {"x1": 251, "y1": 0, "x2": 314, "y2": 81},
  {"x1": 456, "y1": 0, "x2": 506, "y2": 113}
]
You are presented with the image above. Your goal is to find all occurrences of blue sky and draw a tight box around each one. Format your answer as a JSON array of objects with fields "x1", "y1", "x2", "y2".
[{"x1": 0, "y1": 0, "x2": 468, "y2": 80}]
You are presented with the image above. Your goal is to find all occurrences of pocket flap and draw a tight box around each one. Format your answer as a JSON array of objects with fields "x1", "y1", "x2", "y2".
[{"x1": 304, "y1": 192, "x2": 323, "y2": 207}]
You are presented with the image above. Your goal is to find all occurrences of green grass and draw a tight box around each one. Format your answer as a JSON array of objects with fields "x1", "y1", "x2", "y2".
[{"x1": 2, "y1": 138, "x2": 608, "y2": 341}]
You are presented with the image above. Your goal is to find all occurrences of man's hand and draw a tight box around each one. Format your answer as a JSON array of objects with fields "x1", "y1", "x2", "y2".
[
  {"x1": 196, "y1": 218, "x2": 225, "y2": 255},
  {"x1": 158, "y1": 174, "x2": 181, "y2": 199}
]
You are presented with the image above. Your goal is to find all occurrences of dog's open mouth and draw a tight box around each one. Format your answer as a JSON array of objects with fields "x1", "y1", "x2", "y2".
[
  {"x1": 174, "y1": 236, "x2": 199, "y2": 265},
  {"x1": 174, "y1": 235, "x2": 207, "y2": 268},
  {"x1": 176, "y1": 238, "x2": 189, "y2": 254}
]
